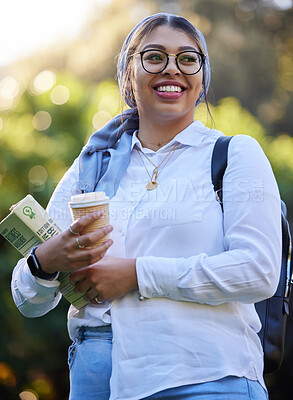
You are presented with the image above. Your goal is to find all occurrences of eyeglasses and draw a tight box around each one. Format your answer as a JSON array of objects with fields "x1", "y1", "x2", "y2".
[{"x1": 135, "y1": 49, "x2": 206, "y2": 75}]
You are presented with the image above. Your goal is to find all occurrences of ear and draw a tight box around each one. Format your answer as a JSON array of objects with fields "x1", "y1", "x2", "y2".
[
  {"x1": 195, "y1": 85, "x2": 205, "y2": 107},
  {"x1": 126, "y1": 72, "x2": 136, "y2": 100},
  {"x1": 198, "y1": 85, "x2": 205, "y2": 100},
  {"x1": 125, "y1": 90, "x2": 137, "y2": 108},
  {"x1": 124, "y1": 77, "x2": 136, "y2": 107},
  {"x1": 126, "y1": 79, "x2": 132, "y2": 91}
]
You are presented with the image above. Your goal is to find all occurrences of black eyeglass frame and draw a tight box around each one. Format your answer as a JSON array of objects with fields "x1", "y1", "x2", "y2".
[{"x1": 135, "y1": 49, "x2": 206, "y2": 75}]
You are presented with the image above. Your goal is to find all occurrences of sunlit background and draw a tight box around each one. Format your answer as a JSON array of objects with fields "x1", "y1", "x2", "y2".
[
  {"x1": 0, "y1": 0, "x2": 293, "y2": 399},
  {"x1": 0, "y1": 0, "x2": 113, "y2": 67}
]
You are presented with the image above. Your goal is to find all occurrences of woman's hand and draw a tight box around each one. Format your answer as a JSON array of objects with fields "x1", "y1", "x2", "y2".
[
  {"x1": 35, "y1": 211, "x2": 113, "y2": 274},
  {"x1": 70, "y1": 257, "x2": 138, "y2": 303}
]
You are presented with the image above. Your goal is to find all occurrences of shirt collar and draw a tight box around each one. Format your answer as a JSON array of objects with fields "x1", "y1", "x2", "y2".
[{"x1": 131, "y1": 120, "x2": 210, "y2": 153}]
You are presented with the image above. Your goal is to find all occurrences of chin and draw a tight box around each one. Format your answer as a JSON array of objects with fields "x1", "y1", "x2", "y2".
[{"x1": 155, "y1": 104, "x2": 192, "y2": 120}]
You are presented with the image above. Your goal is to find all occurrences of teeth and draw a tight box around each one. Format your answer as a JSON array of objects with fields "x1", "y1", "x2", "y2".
[{"x1": 156, "y1": 85, "x2": 183, "y2": 93}]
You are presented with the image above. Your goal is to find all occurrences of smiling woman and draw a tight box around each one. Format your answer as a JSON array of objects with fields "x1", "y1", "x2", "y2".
[
  {"x1": 11, "y1": 12, "x2": 281, "y2": 400},
  {"x1": 130, "y1": 25, "x2": 205, "y2": 148}
]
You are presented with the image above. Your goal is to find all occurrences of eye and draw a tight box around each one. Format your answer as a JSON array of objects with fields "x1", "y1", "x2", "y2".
[
  {"x1": 144, "y1": 51, "x2": 165, "y2": 62},
  {"x1": 178, "y1": 53, "x2": 199, "y2": 64}
]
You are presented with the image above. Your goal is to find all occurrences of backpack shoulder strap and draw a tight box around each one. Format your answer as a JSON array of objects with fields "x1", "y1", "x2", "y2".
[
  {"x1": 211, "y1": 134, "x2": 293, "y2": 374},
  {"x1": 211, "y1": 136, "x2": 233, "y2": 210}
]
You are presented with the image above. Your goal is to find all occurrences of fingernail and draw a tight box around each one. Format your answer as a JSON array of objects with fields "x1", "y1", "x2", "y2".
[
  {"x1": 106, "y1": 239, "x2": 113, "y2": 246},
  {"x1": 105, "y1": 225, "x2": 113, "y2": 233},
  {"x1": 96, "y1": 211, "x2": 103, "y2": 217}
]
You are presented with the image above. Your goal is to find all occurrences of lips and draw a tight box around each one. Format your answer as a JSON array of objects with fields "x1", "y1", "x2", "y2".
[
  {"x1": 153, "y1": 81, "x2": 186, "y2": 99},
  {"x1": 156, "y1": 85, "x2": 183, "y2": 93},
  {"x1": 153, "y1": 81, "x2": 186, "y2": 91}
]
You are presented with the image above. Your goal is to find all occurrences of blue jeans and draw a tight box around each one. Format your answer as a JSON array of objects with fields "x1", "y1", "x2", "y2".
[
  {"x1": 141, "y1": 377, "x2": 269, "y2": 400},
  {"x1": 68, "y1": 326, "x2": 268, "y2": 400},
  {"x1": 68, "y1": 326, "x2": 112, "y2": 400}
]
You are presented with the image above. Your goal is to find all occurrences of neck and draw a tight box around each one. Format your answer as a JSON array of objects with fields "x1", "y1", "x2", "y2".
[{"x1": 137, "y1": 115, "x2": 194, "y2": 151}]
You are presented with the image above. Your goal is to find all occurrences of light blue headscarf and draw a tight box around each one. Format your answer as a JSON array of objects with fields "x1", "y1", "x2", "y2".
[{"x1": 78, "y1": 13, "x2": 211, "y2": 197}]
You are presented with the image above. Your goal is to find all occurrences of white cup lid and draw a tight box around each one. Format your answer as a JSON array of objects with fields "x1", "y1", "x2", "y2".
[{"x1": 68, "y1": 192, "x2": 109, "y2": 208}]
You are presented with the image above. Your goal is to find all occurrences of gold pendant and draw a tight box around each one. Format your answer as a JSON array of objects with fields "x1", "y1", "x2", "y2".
[
  {"x1": 146, "y1": 181, "x2": 158, "y2": 190},
  {"x1": 146, "y1": 167, "x2": 159, "y2": 190}
]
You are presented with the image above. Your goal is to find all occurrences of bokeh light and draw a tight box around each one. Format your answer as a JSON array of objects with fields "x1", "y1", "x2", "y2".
[
  {"x1": 234, "y1": 6, "x2": 255, "y2": 22},
  {"x1": 28, "y1": 165, "x2": 48, "y2": 185},
  {"x1": 19, "y1": 390, "x2": 39, "y2": 400},
  {"x1": 0, "y1": 362, "x2": 16, "y2": 386},
  {"x1": 32, "y1": 111, "x2": 52, "y2": 131},
  {"x1": 98, "y1": 94, "x2": 119, "y2": 113},
  {"x1": 2, "y1": 114, "x2": 37, "y2": 154},
  {"x1": 31, "y1": 378, "x2": 53, "y2": 398},
  {"x1": 92, "y1": 110, "x2": 112, "y2": 130},
  {"x1": 46, "y1": 158, "x2": 67, "y2": 182},
  {"x1": 258, "y1": 101, "x2": 285, "y2": 122},
  {"x1": 237, "y1": 0, "x2": 257, "y2": 12},
  {"x1": 0, "y1": 76, "x2": 19, "y2": 110},
  {"x1": 272, "y1": 0, "x2": 293, "y2": 10},
  {"x1": 50, "y1": 85, "x2": 70, "y2": 105},
  {"x1": 278, "y1": 53, "x2": 293, "y2": 92},
  {"x1": 32, "y1": 70, "x2": 56, "y2": 95}
]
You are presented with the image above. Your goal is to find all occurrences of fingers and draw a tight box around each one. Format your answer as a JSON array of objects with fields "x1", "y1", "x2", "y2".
[
  {"x1": 71, "y1": 268, "x2": 104, "y2": 303},
  {"x1": 75, "y1": 237, "x2": 84, "y2": 249},
  {"x1": 74, "y1": 225, "x2": 113, "y2": 249},
  {"x1": 65, "y1": 239, "x2": 112, "y2": 272},
  {"x1": 73, "y1": 276, "x2": 91, "y2": 294},
  {"x1": 87, "y1": 289, "x2": 104, "y2": 303},
  {"x1": 50, "y1": 212, "x2": 113, "y2": 272},
  {"x1": 67, "y1": 223, "x2": 113, "y2": 267},
  {"x1": 33, "y1": 214, "x2": 112, "y2": 274},
  {"x1": 74, "y1": 281, "x2": 102, "y2": 302},
  {"x1": 91, "y1": 296, "x2": 104, "y2": 304},
  {"x1": 73, "y1": 240, "x2": 112, "y2": 264},
  {"x1": 69, "y1": 211, "x2": 104, "y2": 235},
  {"x1": 68, "y1": 225, "x2": 79, "y2": 235}
]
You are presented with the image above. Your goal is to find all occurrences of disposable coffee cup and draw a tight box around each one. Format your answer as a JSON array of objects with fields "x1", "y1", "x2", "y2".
[{"x1": 68, "y1": 192, "x2": 110, "y2": 248}]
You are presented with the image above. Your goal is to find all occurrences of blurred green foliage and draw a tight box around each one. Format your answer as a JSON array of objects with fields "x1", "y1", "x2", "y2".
[
  {"x1": 0, "y1": 0, "x2": 293, "y2": 399},
  {"x1": 0, "y1": 74, "x2": 122, "y2": 399}
]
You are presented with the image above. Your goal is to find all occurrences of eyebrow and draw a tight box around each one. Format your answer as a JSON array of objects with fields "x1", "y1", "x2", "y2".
[{"x1": 141, "y1": 44, "x2": 198, "y2": 52}]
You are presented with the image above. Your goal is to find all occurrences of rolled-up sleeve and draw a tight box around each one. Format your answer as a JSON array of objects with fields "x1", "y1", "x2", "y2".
[
  {"x1": 11, "y1": 259, "x2": 61, "y2": 317},
  {"x1": 136, "y1": 135, "x2": 282, "y2": 305}
]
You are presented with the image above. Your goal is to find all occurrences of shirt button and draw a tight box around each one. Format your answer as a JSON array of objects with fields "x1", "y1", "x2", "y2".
[
  {"x1": 119, "y1": 230, "x2": 125, "y2": 237},
  {"x1": 131, "y1": 201, "x2": 136, "y2": 206}
]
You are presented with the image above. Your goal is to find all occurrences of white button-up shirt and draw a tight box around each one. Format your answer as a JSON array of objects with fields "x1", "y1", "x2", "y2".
[{"x1": 11, "y1": 120, "x2": 281, "y2": 400}]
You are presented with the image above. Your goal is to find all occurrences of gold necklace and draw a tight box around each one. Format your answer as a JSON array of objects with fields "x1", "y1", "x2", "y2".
[
  {"x1": 136, "y1": 142, "x2": 180, "y2": 190},
  {"x1": 138, "y1": 136, "x2": 172, "y2": 148}
]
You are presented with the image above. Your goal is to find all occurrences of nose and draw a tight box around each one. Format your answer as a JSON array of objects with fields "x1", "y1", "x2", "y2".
[{"x1": 163, "y1": 55, "x2": 180, "y2": 75}]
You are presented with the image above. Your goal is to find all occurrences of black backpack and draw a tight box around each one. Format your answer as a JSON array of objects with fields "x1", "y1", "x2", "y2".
[{"x1": 211, "y1": 135, "x2": 293, "y2": 374}]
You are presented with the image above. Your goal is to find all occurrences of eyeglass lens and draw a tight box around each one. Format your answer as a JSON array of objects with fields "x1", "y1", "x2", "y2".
[{"x1": 141, "y1": 50, "x2": 203, "y2": 75}]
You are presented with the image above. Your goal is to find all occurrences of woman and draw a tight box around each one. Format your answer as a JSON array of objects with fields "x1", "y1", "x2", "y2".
[{"x1": 12, "y1": 13, "x2": 281, "y2": 400}]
